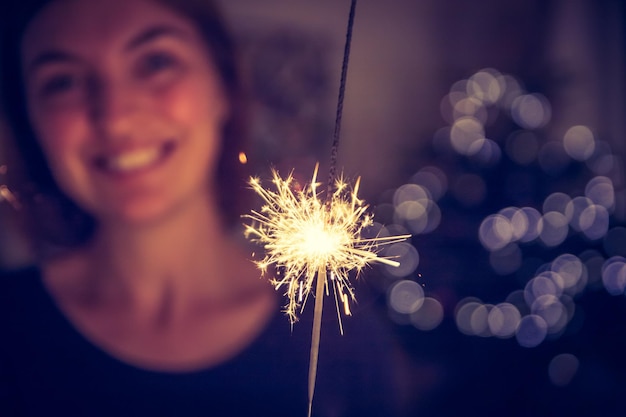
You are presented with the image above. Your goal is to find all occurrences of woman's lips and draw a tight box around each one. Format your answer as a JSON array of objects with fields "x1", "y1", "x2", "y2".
[{"x1": 95, "y1": 141, "x2": 176, "y2": 175}]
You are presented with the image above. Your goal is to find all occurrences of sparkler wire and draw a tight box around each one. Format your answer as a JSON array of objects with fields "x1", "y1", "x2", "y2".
[{"x1": 327, "y1": 0, "x2": 358, "y2": 192}]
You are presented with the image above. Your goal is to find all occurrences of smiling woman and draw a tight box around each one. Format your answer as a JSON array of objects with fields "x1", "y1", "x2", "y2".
[
  {"x1": 23, "y1": 3, "x2": 229, "y2": 227},
  {"x1": 2, "y1": 0, "x2": 247, "y2": 248},
  {"x1": 0, "y1": 0, "x2": 399, "y2": 416}
]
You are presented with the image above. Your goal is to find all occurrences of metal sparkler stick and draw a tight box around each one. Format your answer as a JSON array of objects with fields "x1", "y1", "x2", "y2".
[{"x1": 307, "y1": 266, "x2": 326, "y2": 417}]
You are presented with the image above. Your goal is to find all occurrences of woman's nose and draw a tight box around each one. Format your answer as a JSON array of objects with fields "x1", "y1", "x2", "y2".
[{"x1": 89, "y1": 78, "x2": 140, "y2": 141}]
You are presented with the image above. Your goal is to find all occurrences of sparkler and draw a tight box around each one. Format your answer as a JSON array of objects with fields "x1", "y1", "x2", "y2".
[
  {"x1": 244, "y1": 163, "x2": 410, "y2": 327},
  {"x1": 243, "y1": 1, "x2": 410, "y2": 416},
  {"x1": 244, "y1": 163, "x2": 410, "y2": 417}
]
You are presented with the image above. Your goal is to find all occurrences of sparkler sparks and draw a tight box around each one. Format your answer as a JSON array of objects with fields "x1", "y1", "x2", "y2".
[{"x1": 244, "y1": 164, "x2": 410, "y2": 327}]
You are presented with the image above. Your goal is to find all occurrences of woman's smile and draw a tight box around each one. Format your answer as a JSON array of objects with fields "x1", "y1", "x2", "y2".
[{"x1": 94, "y1": 140, "x2": 177, "y2": 176}]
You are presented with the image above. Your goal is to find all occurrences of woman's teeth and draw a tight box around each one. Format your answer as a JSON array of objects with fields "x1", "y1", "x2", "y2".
[{"x1": 106, "y1": 147, "x2": 161, "y2": 172}]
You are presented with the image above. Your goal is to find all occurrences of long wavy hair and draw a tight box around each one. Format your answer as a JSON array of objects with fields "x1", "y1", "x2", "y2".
[{"x1": 0, "y1": 0, "x2": 249, "y2": 258}]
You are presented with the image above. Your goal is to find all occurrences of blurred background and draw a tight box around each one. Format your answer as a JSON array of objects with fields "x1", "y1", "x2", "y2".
[
  {"x1": 2, "y1": 0, "x2": 625, "y2": 416},
  {"x1": 218, "y1": 0, "x2": 626, "y2": 416}
]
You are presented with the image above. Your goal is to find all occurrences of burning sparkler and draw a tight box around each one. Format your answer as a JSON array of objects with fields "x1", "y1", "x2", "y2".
[
  {"x1": 244, "y1": 163, "x2": 410, "y2": 417},
  {"x1": 243, "y1": 1, "x2": 411, "y2": 415}
]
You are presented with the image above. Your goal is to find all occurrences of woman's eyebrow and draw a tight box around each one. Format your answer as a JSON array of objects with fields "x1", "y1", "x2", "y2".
[
  {"x1": 27, "y1": 50, "x2": 78, "y2": 76},
  {"x1": 124, "y1": 25, "x2": 191, "y2": 51}
]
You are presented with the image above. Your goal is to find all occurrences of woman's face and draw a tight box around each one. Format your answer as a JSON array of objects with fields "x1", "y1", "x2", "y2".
[{"x1": 21, "y1": 0, "x2": 229, "y2": 226}]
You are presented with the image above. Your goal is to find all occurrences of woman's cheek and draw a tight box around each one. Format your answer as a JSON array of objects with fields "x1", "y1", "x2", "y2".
[
  {"x1": 158, "y1": 71, "x2": 227, "y2": 128},
  {"x1": 153, "y1": 81, "x2": 200, "y2": 126},
  {"x1": 34, "y1": 108, "x2": 89, "y2": 161}
]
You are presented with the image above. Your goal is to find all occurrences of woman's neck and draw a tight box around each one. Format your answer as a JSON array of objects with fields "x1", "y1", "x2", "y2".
[
  {"x1": 50, "y1": 193, "x2": 259, "y2": 323},
  {"x1": 41, "y1": 194, "x2": 277, "y2": 371},
  {"x1": 96, "y1": 195, "x2": 224, "y2": 281}
]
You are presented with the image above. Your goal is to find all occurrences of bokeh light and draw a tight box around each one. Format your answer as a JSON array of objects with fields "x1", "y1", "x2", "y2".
[
  {"x1": 479, "y1": 214, "x2": 514, "y2": 251},
  {"x1": 382, "y1": 242, "x2": 419, "y2": 278},
  {"x1": 585, "y1": 176, "x2": 615, "y2": 210},
  {"x1": 515, "y1": 315, "x2": 548, "y2": 348},
  {"x1": 510, "y1": 93, "x2": 551, "y2": 129},
  {"x1": 553, "y1": 254, "x2": 586, "y2": 293},
  {"x1": 466, "y1": 68, "x2": 503, "y2": 104},
  {"x1": 543, "y1": 192, "x2": 572, "y2": 217},
  {"x1": 388, "y1": 279, "x2": 425, "y2": 314},
  {"x1": 548, "y1": 353, "x2": 579, "y2": 387},
  {"x1": 450, "y1": 116, "x2": 485, "y2": 155},
  {"x1": 586, "y1": 140, "x2": 616, "y2": 175},
  {"x1": 602, "y1": 256, "x2": 626, "y2": 295},
  {"x1": 409, "y1": 297, "x2": 444, "y2": 331},
  {"x1": 410, "y1": 166, "x2": 448, "y2": 201},
  {"x1": 563, "y1": 125, "x2": 596, "y2": 161},
  {"x1": 455, "y1": 298, "x2": 483, "y2": 336},
  {"x1": 538, "y1": 212, "x2": 569, "y2": 247},
  {"x1": 383, "y1": 68, "x2": 625, "y2": 353},
  {"x1": 487, "y1": 302, "x2": 521, "y2": 338}
]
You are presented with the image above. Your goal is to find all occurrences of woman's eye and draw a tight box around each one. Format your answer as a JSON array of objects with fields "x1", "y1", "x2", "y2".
[
  {"x1": 39, "y1": 74, "x2": 80, "y2": 97},
  {"x1": 137, "y1": 52, "x2": 179, "y2": 79}
]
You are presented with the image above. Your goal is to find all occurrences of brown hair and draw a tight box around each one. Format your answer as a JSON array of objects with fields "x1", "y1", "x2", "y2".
[{"x1": 0, "y1": 0, "x2": 249, "y2": 258}]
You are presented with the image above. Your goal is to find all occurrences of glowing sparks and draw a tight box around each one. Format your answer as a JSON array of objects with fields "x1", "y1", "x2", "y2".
[{"x1": 244, "y1": 164, "x2": 410, "y2": 326}]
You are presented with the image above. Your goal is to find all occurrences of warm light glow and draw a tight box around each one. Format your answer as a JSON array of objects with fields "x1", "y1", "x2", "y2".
[
  {"x1": 238, "y1": 152, "x2": 248, "y2": 164},
  {"x1": 244, "y1": 164, "x2": 410, "y2": 325},
  {"x1": 0, "y1": 185, "x2": 19, "y2": 208}
]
